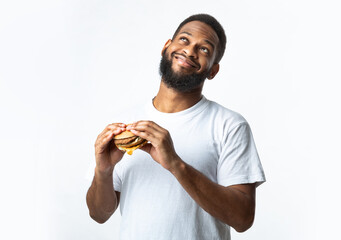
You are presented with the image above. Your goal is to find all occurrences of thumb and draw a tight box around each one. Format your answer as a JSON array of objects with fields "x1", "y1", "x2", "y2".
[{"x1": 139, "y1": 143, "x2": 152, "y2": 154}]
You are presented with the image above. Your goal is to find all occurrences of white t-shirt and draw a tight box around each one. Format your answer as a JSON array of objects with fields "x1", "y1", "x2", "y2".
[{"x1": 113, "y1": 96, "x2": 265, "y2": 240}]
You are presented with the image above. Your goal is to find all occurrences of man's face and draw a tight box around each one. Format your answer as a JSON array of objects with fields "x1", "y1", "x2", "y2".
[{"x1": 159, "y1": 21, "x2": 220, "y2": 92}]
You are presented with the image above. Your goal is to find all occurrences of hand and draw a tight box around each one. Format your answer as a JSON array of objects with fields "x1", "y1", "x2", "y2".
[
  {"x1": 126, "y1": 121, "x2": 181, "y2": 171},
  {"x1": 94, "y1": 123, "x2": 126, "y2": 176}
]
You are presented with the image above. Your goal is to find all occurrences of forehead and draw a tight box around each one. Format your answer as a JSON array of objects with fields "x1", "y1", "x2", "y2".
[{"x1": 176, "y1": 21, "x2": 219, "y2": 47}]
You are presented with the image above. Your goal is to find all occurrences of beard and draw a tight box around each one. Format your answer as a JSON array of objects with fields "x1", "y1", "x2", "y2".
[{"x1": 159, "y1": 50, "x2": 210, "y2": 93}]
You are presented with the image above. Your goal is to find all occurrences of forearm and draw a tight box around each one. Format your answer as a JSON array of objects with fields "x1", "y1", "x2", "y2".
[
  {"x1": 170, "y1": 159, "x2": 255, "y2": 232},
  {"x1": 127, "y1": 121, "x2": 256, "y2": 231},
  {"x1": 86, "y1": 167, "x2": 118, "y2": 223}
]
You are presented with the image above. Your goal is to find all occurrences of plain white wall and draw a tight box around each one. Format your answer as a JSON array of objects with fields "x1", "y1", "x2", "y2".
[{"x1": 1, "y1": 0, "x2": 340, "y2": 239}]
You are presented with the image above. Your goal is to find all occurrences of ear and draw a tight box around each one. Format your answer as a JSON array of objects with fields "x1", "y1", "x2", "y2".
[
  {"x1": 207, "y1": 63, "x2": 220, "y2": 80},
  {"x1": 161, "y1": 39, "x2": 172, "y2": 56}
]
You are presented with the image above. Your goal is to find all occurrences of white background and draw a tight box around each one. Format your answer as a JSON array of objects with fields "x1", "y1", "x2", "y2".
[{"x1": 1, "y1": 0, "x2": 340, "y2": 239}]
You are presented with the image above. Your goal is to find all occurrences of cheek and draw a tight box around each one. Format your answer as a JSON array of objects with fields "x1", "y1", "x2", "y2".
[
  {"x1": 164, "y1": 46, "x2": 175, "y2": 59},
  {"x1": 167, "y1": 43, "x2": 183, "y2": 54},
  {"x1": 199, "y1": 59, "x2": 210, "y2": 69},
  {"x1": 204, "y1": 57, "x2": 216, "y2": 69}
]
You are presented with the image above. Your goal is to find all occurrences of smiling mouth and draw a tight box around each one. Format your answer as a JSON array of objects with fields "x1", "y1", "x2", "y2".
[{"x1": 173, "y1": 54, "x2": 199, "y2": 69}]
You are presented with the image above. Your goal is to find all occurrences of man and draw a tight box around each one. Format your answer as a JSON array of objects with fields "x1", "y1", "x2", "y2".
[{"x1": 86, "y1": 14, "x2": 265, "y2": 239}]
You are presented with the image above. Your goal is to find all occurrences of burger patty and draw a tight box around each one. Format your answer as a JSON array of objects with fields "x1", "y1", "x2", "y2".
[
  {"x1": 114, "y1": 136, "x2": 137, "y2": 145},
  {"x1": 118, "y1": 137, "x2": 147, "y2": 148}
]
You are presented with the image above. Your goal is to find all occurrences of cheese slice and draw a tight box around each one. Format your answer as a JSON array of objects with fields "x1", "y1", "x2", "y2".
[
  {"x1": 118, "y1": 141, "x2": 147, "y2": 155},
  {"x1": 126, "y1": 145, "x2": 141, "y2": 155}
]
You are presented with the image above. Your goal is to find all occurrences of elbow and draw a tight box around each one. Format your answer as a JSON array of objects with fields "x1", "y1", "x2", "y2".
[
  {"x1": 234, "y1": 223, "x2": 252, "y2": 233},
  {"x1": 89, "y1": 211, "x2": 109, "y2": 224},
  {"x1": 233, "y1": 214, "x2": 255, "y2": 233}
]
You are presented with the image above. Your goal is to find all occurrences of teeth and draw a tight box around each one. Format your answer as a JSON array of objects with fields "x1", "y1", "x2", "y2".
[{"x1": 174, "y1": 55, "x2": 196, "y2": 68}]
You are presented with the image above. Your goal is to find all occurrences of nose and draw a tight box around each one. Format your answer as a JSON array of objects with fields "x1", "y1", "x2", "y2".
[{"x1": 183, "y1": 44, "x2": 198, "y2": 59}]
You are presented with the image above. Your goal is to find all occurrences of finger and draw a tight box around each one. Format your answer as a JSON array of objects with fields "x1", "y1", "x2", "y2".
[
  {"x1": 129, "y1": 121, "x2": 170, "y2": 148},
  {"x1": 143, "y1": 121, "x2": 165, "y2": 132},
  {"x1": 129, "y1": 128, "x2": 158, "y2": 144},
  {"x1": 96, "y1": 123, "x2": 126, "y2": 149},
  {"x1": 130, "y1": 129, "x2": 167, "y2": 150},
  {"x1": 128, "y1": 121, "x2": 165, "y2": 139},
  {"x1": 129, "y1": 124, "x2": 159, "y2": 135},
  {"x1": 98, "y1": 123, "x2": 126, "y2": 138},
  {"x1": 139, "y1": 143, "x2": 152, "y2": 154},
  {"x1": 106, "y1": 123, "x2": 126, "y2": 132},
  {"x1": 128, "y1": 120, "x2": 164, "y2": 132}
]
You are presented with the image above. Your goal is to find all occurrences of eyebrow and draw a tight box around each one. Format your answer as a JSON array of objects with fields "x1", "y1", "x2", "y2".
[{"x1": 179, "y1": 31, "x2": 215, "y2": 49}]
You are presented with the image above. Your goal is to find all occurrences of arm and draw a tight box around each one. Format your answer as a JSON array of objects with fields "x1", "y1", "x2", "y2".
[
  {"x1": 171, "y1": 160, "x2": 255, "y2": 232},
  {"x1": 127, "y1": 121, "x2": 256, "y2": 232},
  {"x1": 86, "y1": 123, "x2": 126, "y2": 224},
  {"x1": 86, "y1": 168, "x2": 121, "y2": 224}
]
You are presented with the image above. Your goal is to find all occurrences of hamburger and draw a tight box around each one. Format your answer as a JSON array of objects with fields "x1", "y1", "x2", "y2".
[{"x1": 113, "y1": 130, "x2": 147, "y2": 155}]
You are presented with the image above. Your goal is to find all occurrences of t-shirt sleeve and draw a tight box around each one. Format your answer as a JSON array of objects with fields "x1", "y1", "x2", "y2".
[
  {"x1": 217, "y1": 122, "x2": 266, "y2": 187},
  {"x1": 113, "y1": 162, "x2": 123, "y2": 192}
]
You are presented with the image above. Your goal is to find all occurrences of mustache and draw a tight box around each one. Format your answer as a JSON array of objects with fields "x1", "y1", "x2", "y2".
[{"x1": 171, "y1": 52, "x2": 200, "y2": 69}]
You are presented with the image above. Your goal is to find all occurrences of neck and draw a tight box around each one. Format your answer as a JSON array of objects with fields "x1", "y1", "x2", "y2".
[{"x1": 153, "y1": 81, "x2": 203, "y2": 113}]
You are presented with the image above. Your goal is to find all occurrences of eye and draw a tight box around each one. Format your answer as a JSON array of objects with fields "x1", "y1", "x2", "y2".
[
  {"x1": 200, "y1": 47, "x2": 209, "y2": 54},
  {"x1": 179, "y1": 37, "x2": 188, "y2": 42}
]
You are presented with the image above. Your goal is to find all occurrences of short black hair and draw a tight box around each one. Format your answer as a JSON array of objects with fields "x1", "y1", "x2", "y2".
[{"x1": 172, "y1": 14, "x2": 226, "y2": 63}]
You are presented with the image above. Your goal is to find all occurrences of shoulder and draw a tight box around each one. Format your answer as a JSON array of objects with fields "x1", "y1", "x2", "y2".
[{"x1": 205, "y1": 99, "x2": 248, "y2": 131}]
